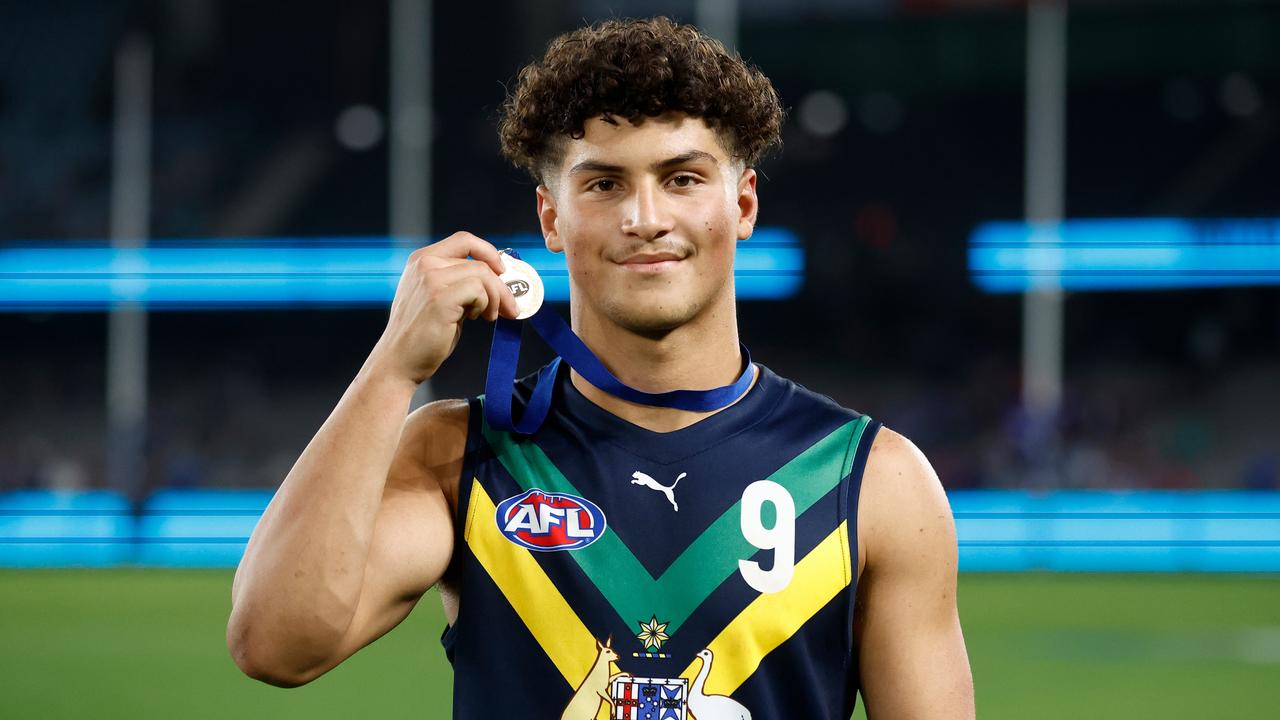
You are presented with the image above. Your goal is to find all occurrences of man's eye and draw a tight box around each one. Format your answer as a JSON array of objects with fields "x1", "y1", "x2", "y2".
[
  {"x1": 590, "y1": 179, "x2": 616, "y2": 192},
  {"x1": 670, "y1": 174, "x2": 697, "y2": 187}
]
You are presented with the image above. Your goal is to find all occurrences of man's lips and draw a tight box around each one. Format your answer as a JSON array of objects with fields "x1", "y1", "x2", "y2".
[{"x1": 617, "y1": 252, "x2": 686, "y2": 272}]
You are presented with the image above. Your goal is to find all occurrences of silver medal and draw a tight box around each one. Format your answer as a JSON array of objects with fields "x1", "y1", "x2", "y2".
[{"x1": 497, "y1": 250, "x2": 544, "y2": 320}]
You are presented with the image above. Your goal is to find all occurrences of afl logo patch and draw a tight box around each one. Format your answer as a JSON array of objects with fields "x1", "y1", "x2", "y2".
[{"x1": 495, "y1": 488, "x2": 607, "y2": 552}]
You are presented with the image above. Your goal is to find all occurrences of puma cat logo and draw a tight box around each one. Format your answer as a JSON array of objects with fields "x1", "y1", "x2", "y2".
[{"x1": 630, "y1": 471, "x2": 687, "y2": 512}]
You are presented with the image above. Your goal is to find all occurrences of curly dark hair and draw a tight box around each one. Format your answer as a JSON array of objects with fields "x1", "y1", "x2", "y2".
[{"x1": 498, "y1": 16, "x2": 784, "y2": 183}]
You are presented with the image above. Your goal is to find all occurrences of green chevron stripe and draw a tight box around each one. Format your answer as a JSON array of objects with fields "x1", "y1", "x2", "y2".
[{"x1": 479, "y1": 411, "x2": 871, "y2": 636}]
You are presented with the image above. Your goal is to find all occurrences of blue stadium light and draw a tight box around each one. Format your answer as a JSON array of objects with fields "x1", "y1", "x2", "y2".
[
  {"x1": 5, "y1": 488, "x2": 1278, "y2": 571},
  {"x1": 969, "y1": 218, "x2": 1280, "y2": 292},
  {"x1": 0, "y1": 230, "x2": 803, "y2": 311}
]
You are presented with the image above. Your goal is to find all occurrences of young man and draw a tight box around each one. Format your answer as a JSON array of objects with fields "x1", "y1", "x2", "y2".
[{"x1": 228, "y1": 17, "x2": 974, "y2": 719}]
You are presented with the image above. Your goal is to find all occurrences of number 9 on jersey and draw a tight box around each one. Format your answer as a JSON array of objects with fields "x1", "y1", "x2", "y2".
[{"x1": 738, "y1": 480, "x2": 796, "y2": 593}]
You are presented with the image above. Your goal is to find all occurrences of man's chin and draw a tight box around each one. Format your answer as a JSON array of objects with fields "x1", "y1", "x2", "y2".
[
  {"x1": 589, "y1": 280, "x2": 731, "y2": 338},
  {"x1": 604, "y1": 303, "x2": 700, "y2": 339}
]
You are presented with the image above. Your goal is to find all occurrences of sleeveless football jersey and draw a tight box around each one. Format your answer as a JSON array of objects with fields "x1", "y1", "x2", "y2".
[{"x1": 440, "y1": 359, "x2": 882, "y2": 719}]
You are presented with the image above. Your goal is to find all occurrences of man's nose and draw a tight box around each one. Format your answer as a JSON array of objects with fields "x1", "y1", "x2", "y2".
[{"x1": 621, "y1": 181, "x2": 673, "y2": 241}]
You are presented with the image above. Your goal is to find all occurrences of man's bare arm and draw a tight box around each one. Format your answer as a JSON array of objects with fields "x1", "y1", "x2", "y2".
[
  {"x1": 226, "y1": 234, "x2": 516, "y2": 687},
  {"x1": 855, "y1": 427, "x2": 976, "y2": 719},
  {"x1": 226, "y1": 389, "x2": 462, "y2": 687}
]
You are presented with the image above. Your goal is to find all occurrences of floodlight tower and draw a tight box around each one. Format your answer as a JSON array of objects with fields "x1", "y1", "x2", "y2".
[
  {"x1": 390, "y1": 0, "x2": 434, "y2": 408},
  {"x1": 1023, "y1": 0, "x2": 1068, "y2": 486},
  {"x1": 107, "y1": 33, "x2": 152, "y2": 506}
]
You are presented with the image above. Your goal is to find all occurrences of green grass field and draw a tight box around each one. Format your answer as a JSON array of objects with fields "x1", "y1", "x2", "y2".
[{"x1": 2, "y1": 570, "x2": 1277, "y2": 719}]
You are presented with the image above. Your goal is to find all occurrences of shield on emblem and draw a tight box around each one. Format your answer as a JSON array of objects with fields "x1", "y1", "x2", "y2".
[{"x1": 610, "y1": 675, "x2": 687, "y2": 720}]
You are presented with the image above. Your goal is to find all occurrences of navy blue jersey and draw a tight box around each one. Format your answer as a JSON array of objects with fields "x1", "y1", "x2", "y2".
[{"x1": 441, "y1": 359, "x2": 881, "y2": 719}]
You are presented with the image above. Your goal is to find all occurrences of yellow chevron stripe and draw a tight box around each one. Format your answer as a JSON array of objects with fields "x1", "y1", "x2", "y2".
[
  {"x1": 678, "y1": 521, "x2": 853, "y2": 695},
  {"x1": 464, "y1": 478, "x2": 599, "y2": 688}
]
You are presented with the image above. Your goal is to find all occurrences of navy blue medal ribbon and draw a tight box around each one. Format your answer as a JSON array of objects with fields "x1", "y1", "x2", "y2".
[{"x1": 483, "y1": 254, "x2": 754, "y2": 434}]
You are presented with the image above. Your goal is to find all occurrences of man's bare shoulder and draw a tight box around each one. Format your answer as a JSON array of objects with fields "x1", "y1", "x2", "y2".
[
  {"x1": 857, "y1": 425, "x2": 955, "y2": 577},
  {"x1": 394, "y1": 398, "x2": 471, "y2": 511}
]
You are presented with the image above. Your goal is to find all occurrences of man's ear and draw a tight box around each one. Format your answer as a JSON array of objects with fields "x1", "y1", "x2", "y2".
[
  {"x1": 536, "y1": 184, "x2": 563, "y2": 253},
  {"x1": 736, "y1": 167, "x2": 758, "y2": 241}
]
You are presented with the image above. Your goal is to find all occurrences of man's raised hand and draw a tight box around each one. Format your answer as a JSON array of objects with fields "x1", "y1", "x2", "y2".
[{"x1": 368, "y1": 233, "x2": 519, "y2": 385}]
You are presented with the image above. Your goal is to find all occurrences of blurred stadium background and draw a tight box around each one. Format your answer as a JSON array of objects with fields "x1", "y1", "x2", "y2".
[{"x1": 2, "y1": 0, "x2": 1278, "y2": 718}]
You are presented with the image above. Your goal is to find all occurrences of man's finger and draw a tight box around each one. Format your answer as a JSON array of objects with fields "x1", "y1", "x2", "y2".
[
  {"x1": 437, "y1": 274, "x2": 490, "y2": 322},
  {"x1": 432, "y1": 255, "x2": 517, "y2": 321},
  {"x1": 480, "y1": 264, "x2": 519, "y2": 321},
  {"x1": 421, "y1": 232, "x2": 506, "y2": 277}
]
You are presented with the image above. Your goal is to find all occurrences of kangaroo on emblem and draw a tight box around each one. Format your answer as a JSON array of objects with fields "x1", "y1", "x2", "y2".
[
  {"x1": 561, "y1": 635, "x2": 630, "y2": 720},
  {"x1": 630, "y1": 471, "x2": 687, "y2": 512}
]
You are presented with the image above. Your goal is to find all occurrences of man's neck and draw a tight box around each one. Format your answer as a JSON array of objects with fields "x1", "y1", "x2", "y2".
[{"x1": 567, "y1": 302, "x2": 757, "y2": 433}]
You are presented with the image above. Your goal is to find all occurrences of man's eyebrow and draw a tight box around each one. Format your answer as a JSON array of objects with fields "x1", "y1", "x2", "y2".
[
  {"x1": 566, "y1": 150, "x2": 719, "y2": 177},
  {"x1": 651, "y1": 150, "x2": 718, "y2": 171},
  {"x1": 567, "y1": 160, "x2": 624, "y2": 177}
]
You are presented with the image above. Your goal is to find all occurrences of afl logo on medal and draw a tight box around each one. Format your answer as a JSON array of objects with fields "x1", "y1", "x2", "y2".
[
  {"x1": 506, "y1": 278, "x2": 531, "y2": 297},
  {"x1": 495, "y1": 488, "x2": 607, "y2": 551},
  {"x1": 496, "y1": 249, "x2": 544, "y2": 320}
]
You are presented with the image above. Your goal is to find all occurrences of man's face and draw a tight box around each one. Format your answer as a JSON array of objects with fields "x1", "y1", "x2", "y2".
[{"x1": 536, "y1": 112, "x2": 758, "y2": 337}]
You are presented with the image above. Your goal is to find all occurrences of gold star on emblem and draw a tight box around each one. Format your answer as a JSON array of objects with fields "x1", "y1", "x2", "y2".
[{"x1": 635, "y1": 615, "x2": 671, "y2": 651}]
